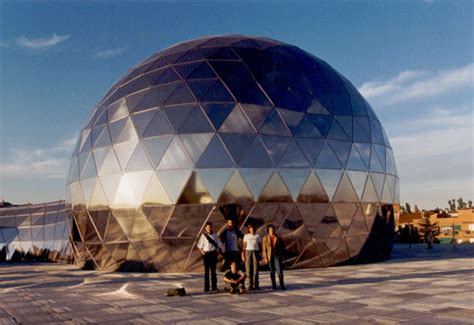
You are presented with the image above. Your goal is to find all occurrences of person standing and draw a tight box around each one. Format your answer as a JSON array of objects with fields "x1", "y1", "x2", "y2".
[
  {"x1": 242, "y1": 224, "x2": 261, "y2": 290},
  {"x1": 219, "y1": 219, "x2": 243, "y2": 271},
  {"x1": 262, "y1": 224, "x2": 286, "y2": 290},
  {"x1": 197, "y1": 222, "x2": 225, "y2": 292}
]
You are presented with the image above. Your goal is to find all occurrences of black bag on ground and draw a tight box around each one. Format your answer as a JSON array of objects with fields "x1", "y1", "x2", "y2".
[{"x1": 166, "y1": 287, "x2": 186, "y2": 296}]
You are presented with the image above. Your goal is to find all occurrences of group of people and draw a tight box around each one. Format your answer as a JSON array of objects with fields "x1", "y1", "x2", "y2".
[{"x1": 197, "y1": 219, "x2": 287, "y2": 294}]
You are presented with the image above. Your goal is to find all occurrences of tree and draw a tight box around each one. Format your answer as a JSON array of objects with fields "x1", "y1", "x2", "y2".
[
  {"x1": 405, "y1": 202, "x2": 411, "y2": 213},
  {"x1": 448, "y1": 199, "x2": 456, "y2": 211},
  {"x1": 457, "y1": 198, "x2": 466, "y2": 210},
  {"x1": 414, "y1": 205, "x2": 419, "y2": 213},
  {"x1": 468, "y1": 200, "x2": 472, "y2": 209},
  {"x1": 419, "y1": 211, "x2": 440, "y2": 249}
]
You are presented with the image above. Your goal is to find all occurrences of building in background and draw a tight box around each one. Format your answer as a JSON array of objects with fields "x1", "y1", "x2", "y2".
[
  {"x1": 0, "y1": 200, "x2": 72, "y2": 262},
  {"x1": 66, "y1": 35, "x2": 400, "y2": 272}
]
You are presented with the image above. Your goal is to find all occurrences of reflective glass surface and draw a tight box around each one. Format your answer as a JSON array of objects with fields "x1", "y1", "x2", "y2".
[{"x1": 67, "y1": 35, "x2": 399, "y2": 272}]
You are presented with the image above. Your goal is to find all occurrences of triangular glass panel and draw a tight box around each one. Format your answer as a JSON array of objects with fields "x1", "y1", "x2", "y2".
[
  {"x1": 278, "y1": 109, "x2": 304, "y2": 134},
  {"x1": 142, "y1": 135, "x2": 173, "y2": 168},
  {"x1": 386, "y1": 175, "x2": 397, "y2": 203},
  {"x1": 278, "y1": 140, "x2": 310, "y2": 168},
  {"x1": 332, "y1": 203, "x2": 358, "y2": 230},
  {"x1": 91, "y1": 125, "x2": 105, "y2": 147},
  {"x1": 370, "y1": 119, "x2": 385, "y2": 145},
  {"x1": 163, "y1": 104, "x2": 194, "y2": 131},
  {"x1": 125, "y1": 144, "x2": 152, "y2": 172},
  {"x1": 196, "y1": 135, "x2": 234, "y2": 168},
  {"x1": 327, "y1": 140, "x2": 352, "y2": 167},
  {"x1": 89, "y1": 180, "x2": 109, "y2": 208},
  {"x1": 178, "y1": 106, "x2": 214, "y2": 133},
  {"x1": 259, "y1": 172, "x2": 292, "y2": 203},
  {"x1": 67, "y1": 158, "x2": 79, "y2": 182},
  {"x1": 239, "y1": 168, "x2": 273, "y2": 200},
  {"x1": 294, "y1": 138, "x2": 324, "y2": 167},
  {"x1": 126, "y1": 89, "x2": 157, "y2": 114},
  {"x1": 261, "y1": 135, "x2": 292, "y2": 165},
  {"x1": 308, "y1": 114, "x2": 333, "y2": 137},
  {"x1": 347, "y1": 171, "x2": 368, "y2": 200},
  {"x1": 353, "y1": 117, "x2": 371, "y2": 143},
  {"x1": 126, "y1": 171, "x2": 154, "y2": 205},
  {"x1": 316, "y1": 169, "x2": 343, "y2": 200},
  {"x1": 179, "y1": 133, "x2": 213, "y2": 164},
  {"x1": 295, "y1": 115, "x2": 323, "y2": 138},
  {"x1": 144, "y1": 67, "x2": 180, "y2": 86},
  {"x1": 81, "y1": 153, "x2": 97, "y2": 178},
  {"x1": 373, "y1": 144, "x2": 387, "y2": 169},
  {"x1": 218, "y1": 170, "x2": 254, "y2": 204},
  {"x1": 142, "y1": 205, "x2": 174, "y2": 235},
  {"x1": 224, "y1": 78, "x2": 272, "y2": 106},
  {"x1": 327, "y1": 120, "x2": 350, "y2": 141},
  {"x1": 164, "y1": 82, "x2": 196, "y2": 105},
  {"x1": 116, "y1": 118, "x2": 138, "y2": 143},
  {"x1": 197, "y1": 168, "x2": 234, "y2": 202},
  {"x1": 157, "y1": 137, "x2": 191, "y2": 170},
  {"x1": 96, "y1": 149, "x2": 120, "y2": 178},
  {"x1": 381, "y1": 178, "x2": 393, "y2": 203},
  {"x1": 113, "y1": 176, "x2": 138, "y2": 208},
  {"x1": 347, "y1": 207, "x2": 369, "y2": 236},
  {"x1": 73, "y1": 184, "x2": 86, "y2": 209},
  {"x1": 114, "y1": 140, "x2": 138, "y2": 170},
  {"x1": 108, "y1": 99, "x2": 129, "y2": 122},
  {"x1": 307, "y1": 98, "x2": 330, "y2": 115},
  {"x1": 129, "y1": 210, "x2": 159, "y2": 241},
  {"x1": 335, "y1": 116, "x2": 352, "y2": 139},
  {"x1": 220, "y1": 133, "x2": 256, "y2": 164},
  {"x1": 297, "y1": 171, "x2": 329, "y2": 203},
  {"x1": 92, "y1": 147, "x2": 109, "y2": 173},
  {"x1": 177, "y1": 172, "x2": 213, "y2": 204},
  {"x1": 361, "y1": 176, "x2": 379, "y2": 202},
  {"x1": 209, "y1": 60, "x2": 254, "y2": 80},
  {"x1": 259, "y1": 110, "x2": 291, "y2": 136},
  {"x1": 99, "y1": 174, "x2": 121, "y2": 205},
  {"x1": 202, "y1": 103, "x2": 235, "y2": 130},
  {"x1": 142, "y1": 174, "x2": 172, "y2": 205},
  {"x1": 239, "y1": 137, "x2": 274, "y2": 168},
  {"x1": 80, "y1": 178, "x2": 97, "y2": 207},
  {"x1": 241, "y1": 104, "x2": 273, "y2": 131},
  {"x1": 131, "y1": 109, "x2": 157, "y2": 136},
  {"x1": 104, "y1": 214, "x2": 128, "y2": 242},
  {"x1": 315, "y1": 141, "x2": 342, "y2": 169},
  {"x1": 386, "y1": 148, "x2": 397, "y2": 175},
  {"x1": 174, "y1": 61, "x2": 216, "y2": 79},
  {"x1": 79, "y1": 129, "x2": 92, "y2": 153},
  {"x1": 370, "y1": 173, "x2": 385, "y2": 200},
  {"x1": 370, "y1": 147, "x2": 384, "y2": 172},
  {"x1": 142, "y1": 110, "x2": 173, "y2": 137},
  {"x1": 187, "y1": 79, "x2": 234, "y2": 102},
  {"x1": 111, "y1": 209, "x2": 136, "y2": 238},
  {"x1": 394, "y1": 177, "x2": 400, "y2": 203},
  {"x1": 89, "y1": 210, "x2": 109, "y2": 240},
  {"x1": 279, "y1": 169, "x2": 310, "y2": 201},
  {"x1": 157, "y1": 169, "x2": 192, "y2": 203},
  {"x1": 197, "y1": 37, "x2": 227, "y2": 47},
  {"x1": 346, "y1": 144, "x2": 367, "y2": 171},
  {"x1": 94, "y1": 126, "x2": 112, "y2": 148},
  {"x1": 333, "y1": 172, "x2": 359, "y2": 203},
  {"x1": 219, "y1": 104, "x2": 255, "y2": 133},
  {"x1": 152, "y1": 82, "x2": 180, "y2": 106},
  {"x1": 108, "y1": 118, "x2": 128, "y2": 143},
  {"x1": 354, "y1": 143, "x2": 371, "y2": 169}
]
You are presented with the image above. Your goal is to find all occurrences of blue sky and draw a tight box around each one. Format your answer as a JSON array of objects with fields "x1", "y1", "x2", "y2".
[{"x1": 0, "y1": 1, "x2": 472, "y2": 209}]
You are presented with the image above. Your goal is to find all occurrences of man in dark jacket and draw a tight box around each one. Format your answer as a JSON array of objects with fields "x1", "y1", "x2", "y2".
[{"x1": 219, "y1": 219, "x2": 244, "y2": 271}]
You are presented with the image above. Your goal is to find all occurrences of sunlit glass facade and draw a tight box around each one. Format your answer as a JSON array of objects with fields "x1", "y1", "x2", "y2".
[
  {"x1": 0, "y1": 201, "x2": 72, "y2": 262},
  {"x1": 66, "y1": 35, "x2": 399, "y2": 272}
]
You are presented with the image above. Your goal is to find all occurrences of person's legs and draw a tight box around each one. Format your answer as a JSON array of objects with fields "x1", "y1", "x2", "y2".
[
  {"x1": 225, "y1": 281, "x2": 238, "y2": 294},
  {"x1": 252, "y1": 251, "x2": 260, "y2": 289},
  {"x1": 203, "y1": 253, "x2": 210, "y2": 291},
  {"x1": 245, "y1": 251, "x2": 253, "y2": 289},
  {"x1": 209, "y1": 251, "x2": 218, "y2": 290},
  {"x1": 268, "y1": 254, "x2": 277, "y2": 290},
  {"x1": 274, "y1": 255, "x2": 286, "y2": 290}
]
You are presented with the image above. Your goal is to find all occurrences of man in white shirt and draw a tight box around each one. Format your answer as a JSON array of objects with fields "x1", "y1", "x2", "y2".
[
  {"x1": 197, "y1": 222, "x2": 225, "y2": 292},
  {"x1": 242, "y1": 224, "x2": 262, "y2": 290}
]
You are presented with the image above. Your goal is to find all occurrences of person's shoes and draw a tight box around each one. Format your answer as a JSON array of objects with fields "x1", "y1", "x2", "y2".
[
  {"x1": 238, "y1": 287, "x2": 245, "y2": 294},
  {"x1": 229, "y1": 288, "x2": 237, "y2": 294},
  {"x1": 279, "y1": 275, "x2": 286, "y2": 290},
  {"x1": 204, "y1": 288, "x2": 210, "y2": 292},
  {"x1": 254, "y1": 286, "x2": 261, "y2": 290},
  {"x1": 211, "y1": 288, "x2": 219, "y2": 293}
]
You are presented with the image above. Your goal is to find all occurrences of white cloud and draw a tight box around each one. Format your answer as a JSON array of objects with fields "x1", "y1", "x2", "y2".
[
  {"x1": 0, "y1": 136, "x2": 77, "y2": 179},
  {"x1": 16, "y1": 34, "x2": 70, "y2": 49},
  {"x1": 93, "y1": 47, "x2": 127, "y2": 59},
  {"x1": 359, "y1": 63, "x2": 473, "y2": 106}
]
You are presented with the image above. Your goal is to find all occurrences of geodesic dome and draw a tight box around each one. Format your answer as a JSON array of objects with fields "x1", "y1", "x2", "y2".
[{"x1": 66, "y1": 35, "x2": 399, "y2": 271}]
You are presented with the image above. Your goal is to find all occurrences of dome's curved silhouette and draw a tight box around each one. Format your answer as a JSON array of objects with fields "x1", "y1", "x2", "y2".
[{"x1": 66, "y1": 35, "x2": 399, "y2": 272}]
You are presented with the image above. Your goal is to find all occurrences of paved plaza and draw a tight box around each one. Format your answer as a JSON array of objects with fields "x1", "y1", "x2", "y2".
[{"x1": 0, "y1": 245, "x2": 473, "y2": 324}]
